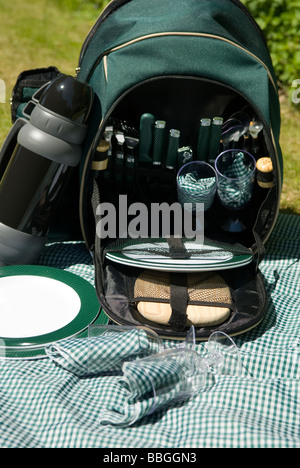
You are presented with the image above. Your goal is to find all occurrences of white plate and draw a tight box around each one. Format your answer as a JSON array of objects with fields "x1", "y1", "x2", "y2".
[
  {"x1": 0, "y1": 275, "x2": 81, "y2": 338},
  {"x1": 0, "y1": 265, "x2": 106, "y2": 359}
]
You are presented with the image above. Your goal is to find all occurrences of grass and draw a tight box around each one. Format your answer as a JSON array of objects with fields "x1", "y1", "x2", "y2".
[
  {"x1": 279, "y1": 93, "x2": 300, "y2": 215},
  {"x1": 0, "y1": 0, "x2": 96, "y2": 135},
  {"x1": 0, "y1": 0, "x2": 299, "y2": 214}
]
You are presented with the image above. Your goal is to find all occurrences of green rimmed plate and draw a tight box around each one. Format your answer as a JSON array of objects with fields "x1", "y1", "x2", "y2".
[
  {"x1": 0, "y1": 265, "x2": 108, "y2": 359},
  {"x1": 105, "y1": 240, "x2": 253, "y2": 272}
]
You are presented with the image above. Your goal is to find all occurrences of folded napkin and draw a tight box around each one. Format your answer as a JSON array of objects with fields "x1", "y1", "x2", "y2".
[
  {"x1": 177, "y1": 172, "x2": 216, "y2": 210},
  {"x1": 98, "y1": 349, "x2": 206, "y2": 427},
  {"x1": 218, "y1": 152, "x2": 254, "y2": 208},
  {"x1": 98, "y1": 358, "x2": 190, "y2": 427},
  {"x1": 223, "y1": 151, "x2": 252, "y2": 179},
  {"x1": 178, "y1": 173, "x2": 216, "y2": 194},
  {"x1": 46, "y1": 328, "x2": 158, "y2": 377}
]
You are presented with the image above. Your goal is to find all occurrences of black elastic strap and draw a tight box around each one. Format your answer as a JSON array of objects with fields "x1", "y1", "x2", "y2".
[
  {"x1": 167, "y1": 236, "x2": 190, "y2": 259},
  {"x1": 252, "y1": 185, "x2": 277, "y2": 268},
  {"x1": 168, "y1": 273, "x2": 188, "y2": 331}
]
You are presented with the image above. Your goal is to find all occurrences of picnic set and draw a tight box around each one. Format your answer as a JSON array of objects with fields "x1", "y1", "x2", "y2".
[{"x1": 0, "y1": 0, "x2": 283, "y2": 424}]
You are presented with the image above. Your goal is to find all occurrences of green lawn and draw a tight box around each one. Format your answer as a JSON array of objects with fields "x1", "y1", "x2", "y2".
[
  {"x1": 0, "y1": 0, "x2": 96, "y2": 135},
  {"x1": 0, "y1": 0, "x2": 299, "y2": 214},
  {"x1": 279, "y1": 94, "x2": 300, "y2": 215}
]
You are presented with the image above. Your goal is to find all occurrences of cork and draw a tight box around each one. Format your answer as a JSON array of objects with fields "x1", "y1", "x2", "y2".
[
  {"x1": 256, "y1": 157, "x2": 273, "y2": 188},
  {"x1": 92, "y1": 140, "x2": 110, "y2": 171}
]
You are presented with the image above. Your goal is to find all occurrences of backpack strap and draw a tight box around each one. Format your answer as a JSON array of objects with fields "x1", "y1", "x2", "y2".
[
  {"x1": 168, "y1": 273, "x2": 188, "y2": 331},
  {"x1": 252, "y1": 184, "x2": 278, "y2": 268},
  {"x1": 167, "y1": 236, "x2": 190, "y2": 259}
]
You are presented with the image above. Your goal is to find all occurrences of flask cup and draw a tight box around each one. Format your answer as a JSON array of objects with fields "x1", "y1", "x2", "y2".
[{"x1": 0, "y1": 74, "x2": 93, "y2": 266}]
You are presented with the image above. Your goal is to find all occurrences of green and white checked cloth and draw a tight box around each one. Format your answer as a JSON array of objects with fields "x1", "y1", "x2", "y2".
[
  {"x1": 45, "y1": 329, "x2": 158, "y2": 377},
  {"x1": 0, "y1": 214, "x2": 299, "y2": 448},
  {"x1": 46, "y1": 334, "x2": 204, "y2": 426},
  {"x1": 177, "y1": 172, "x2": 216, "y2": 210},
  {"x1": 217, "y1": 152, "x2": 255, "y2": 208},
  {"x1": 98, "y1": 358, "x2": 187, "y2": 427}
]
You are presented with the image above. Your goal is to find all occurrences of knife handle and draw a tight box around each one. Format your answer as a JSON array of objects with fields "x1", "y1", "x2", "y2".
[
  {"x1": 139, "y1": 113, "x2": 155, "y2": 163},
  {"x1": 152, "y1": 120, "x2": 166, "y2": 166},
  {"x1": 208, "y1": 117, "x2": 223, "y2": 163},
  {"x1": 196, "y1": 118, "x2": 211, "y2": 161},
  {"x1": 166, "y1": 129, "x2": 180, "y2": 169}
]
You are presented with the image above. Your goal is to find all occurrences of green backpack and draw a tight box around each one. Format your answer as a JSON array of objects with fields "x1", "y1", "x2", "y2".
[
  {"x1": 74, "y1": 0, "x2": 283, "y2": 339},
  {"x1": 10, "y1": 0, "x2": 283, "y2": 340}
]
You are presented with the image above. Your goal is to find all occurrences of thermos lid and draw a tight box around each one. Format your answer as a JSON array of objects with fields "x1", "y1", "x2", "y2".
[{"x1": 38, "y1": 75, "x2": 93, "y2": 124}]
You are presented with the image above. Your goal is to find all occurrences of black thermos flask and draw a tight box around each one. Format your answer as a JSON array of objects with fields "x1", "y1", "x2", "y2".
[{"x1": 0, "y1": 74, "x2": 93, "y2": 265}]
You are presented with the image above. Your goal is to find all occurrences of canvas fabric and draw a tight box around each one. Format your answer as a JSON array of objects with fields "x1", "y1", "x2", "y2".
[{"x1": 0, "y1": 213, "x2": 299, "y2": 448}]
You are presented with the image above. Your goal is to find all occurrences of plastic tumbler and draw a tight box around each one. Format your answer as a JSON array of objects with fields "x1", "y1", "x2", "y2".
[
  {"x1": 177, "y1": 161, "x2": 217, "y2": 212},
  {"x1": 215, "y1": 150, "x2": 256, "y2": 209}
]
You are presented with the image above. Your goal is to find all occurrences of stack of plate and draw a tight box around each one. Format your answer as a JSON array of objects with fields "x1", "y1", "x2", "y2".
[
  {"x1": 0, "y1": 265, "x2": 105, "y2": 360},
  {"x1": 105, "y1": 240, "x2": 253, "y2": 272}
]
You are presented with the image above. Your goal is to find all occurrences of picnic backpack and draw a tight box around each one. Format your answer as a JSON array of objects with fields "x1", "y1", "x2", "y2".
[{"x1": 6, "y1": 0, "x2": 283, "y2": 340}]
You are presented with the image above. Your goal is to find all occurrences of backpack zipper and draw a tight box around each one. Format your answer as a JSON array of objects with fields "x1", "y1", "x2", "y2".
[
  {"x1": 84, "y1": 31, "x2": 278, "y2": 94},
  {"x1": 77, "y1": 0, "x2": 270, "y2": 71},
  {"x1": 229, "y1": 0, "x2": 268, "y2": 48},
  {"x1": 78, "y1": 0, "x2": 129, "y2": 67}
]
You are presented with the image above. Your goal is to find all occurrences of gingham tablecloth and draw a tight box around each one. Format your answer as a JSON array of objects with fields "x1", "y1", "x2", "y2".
[{"x1": 0, "y1": 213, "x2": 299, "y2": 448}]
